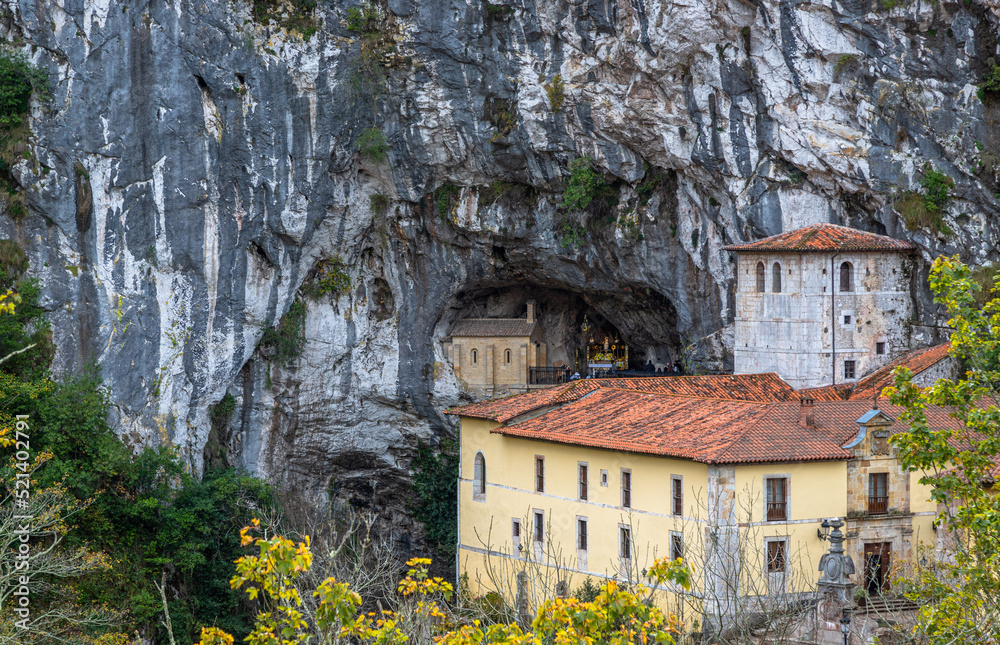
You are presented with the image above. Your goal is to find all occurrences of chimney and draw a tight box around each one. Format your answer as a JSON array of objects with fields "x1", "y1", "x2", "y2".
[
  {"x1": 526, "y1": 300, "x2": 536, "y2": 324},
  {"x1": 799, "y1": 397, "x2": 815, "y2": 429}
]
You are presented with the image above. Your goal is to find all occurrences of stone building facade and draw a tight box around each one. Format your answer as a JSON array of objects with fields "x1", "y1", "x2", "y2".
[
  {"x1": 445, "y1": 301, "x2": 547, "y2": 397},
  {"x1": 726, "y1": 224, "x2": 918, "y2": 389}
]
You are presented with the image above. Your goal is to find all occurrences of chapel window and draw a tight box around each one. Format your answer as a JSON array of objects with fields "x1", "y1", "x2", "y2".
[
  {"x1": 772, "y1": 262, "x2": 782, "y2": 293},
  {"x1": 471, "y1": 349, "x2": 478, "y2": 364},
  {"x1": 756, "y1": 262, "x2": 765, "y2": 292},
  {"x1": 505, "y1": 349, "x2": 511, "y2": 364},
  {"x1": 840, "y1": 261, "x2": 854, "y2": 292},
  {"x1": 473, "y1": 452, "x2": 486, "y2": 500}
]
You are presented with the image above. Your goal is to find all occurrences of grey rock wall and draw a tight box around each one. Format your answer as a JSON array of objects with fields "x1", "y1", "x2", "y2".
[{"x1": 0, "y1": 0, "x2": 995, "y2": 534}]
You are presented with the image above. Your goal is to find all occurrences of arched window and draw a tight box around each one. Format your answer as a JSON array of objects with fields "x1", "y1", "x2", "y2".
[
  {"x1": 471, "y1": 349, "x2": 478, "y2": 364},
  {"x1": 755, "y1": 262, "x2": 765, "y2": 292},
  {"x1": 473, "y1": 452, "x2": 486, "y2": 498},
  {"x1": 505, "y1": 349, "x2": 511, "y2": 364},
  {"x1": 840, "y1": 261, "x2": 853, "y2": 292},
  {"x1": 772, "y1": 262, "x2": 782, "y2": 293}
]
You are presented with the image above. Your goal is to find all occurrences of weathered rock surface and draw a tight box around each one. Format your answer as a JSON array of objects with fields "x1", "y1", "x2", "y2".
[{"x1": 0, "y1": 0, "x2": 996, "y2": 534}]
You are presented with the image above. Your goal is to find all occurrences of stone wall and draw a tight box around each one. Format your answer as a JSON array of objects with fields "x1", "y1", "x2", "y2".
[
  {"x1": 449, "y1": 334, "x2": 545, "y2": 395},
  {"x1": 734, "y1": 251, "x2": 917, "y2": 388}
]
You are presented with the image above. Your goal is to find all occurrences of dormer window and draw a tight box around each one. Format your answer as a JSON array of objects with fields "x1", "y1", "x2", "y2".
[
  {"x1": 772, "y1": 263, "x2": 782, "y2": 293},
  {"x1": 756, "y1": 262, "x2": 765, "y2": 292},
  {"x1": 840, "y1": 261, "x2": 854, "y2": 292}
]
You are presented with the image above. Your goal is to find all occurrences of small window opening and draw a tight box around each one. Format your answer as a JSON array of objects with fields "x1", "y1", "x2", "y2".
[
  {"x1": 844, "y1": 360, "x2": 856, "y2": 380},
  {"x1": 578, "y1": 519, "x2": 588, "y2": 550},
  {"x1": 471, "y1": 349, "x2": 478, "y2": 364},
  {"x1": 756, "y1": 262, "x2": 765, "y2": 292},
  {"x1": 535, "y1": 456, "x2": 544, "y2": 492},
  {"x1": 772, "y1": 262, "x2": 782, "y2": 293},
  {"x1": 620, "y1": 527, "x2": 631, "y2": 560},
  {"x1": 767, "y1": 540, "x2": 787, "y2": 572},
  {"x1": 876, "y1": 342, "x2": 885, "y2": 355},
  {"x1": 844, "y1": 315, "x2": 852, "y2": 325},
  {"x1": 840, "y1": 261, "x2": 854, "y2": 292},
  {"x1": 504, "y1": 349, "x2": 511, "y2": 364},
  {"x1": 473, "y1": 452, "x2": 486, "y2": 499}
]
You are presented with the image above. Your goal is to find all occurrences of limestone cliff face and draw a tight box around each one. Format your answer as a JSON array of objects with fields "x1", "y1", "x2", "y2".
[{"x1": 0, "y1": 0, "x2": 994, "y2": 529}]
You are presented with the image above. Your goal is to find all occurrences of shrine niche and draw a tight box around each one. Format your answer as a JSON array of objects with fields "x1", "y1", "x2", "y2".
[{"x1": 582, "y1": 315, "x2": 629, "y2": 374}]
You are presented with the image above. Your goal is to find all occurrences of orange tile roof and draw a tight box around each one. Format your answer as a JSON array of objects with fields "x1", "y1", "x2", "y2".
[
  {"x1": 591, "y1": 373, "x2": 799, "y2": 402},
  {"x1": 849, "y1": 343, "x2": 952, "y2": 402},
  {"x1": 723, "y1": 223, "x2": 916, "y2": 253},
  {"x1": 492, "y1": 396, "x2": 967, "y2": 465},
  {"x1": 445, "y1": 374, "x2": 801, "y2": 422},
  {"x1": 787, "y1": 383, "x2": 852, "y2": 402}
]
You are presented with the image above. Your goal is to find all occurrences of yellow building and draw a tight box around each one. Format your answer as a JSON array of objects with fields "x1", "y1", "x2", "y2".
[
  {"x1": 448, "y1": 346, "x2": 957, "y2": 632},
  {"x1": 445, "y1": 300, "x2": 548, "y2": 398}
]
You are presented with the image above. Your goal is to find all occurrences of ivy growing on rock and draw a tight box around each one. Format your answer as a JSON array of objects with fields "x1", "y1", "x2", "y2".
[
  {"x1": 301, "y1": 256, "x2": 352, "y2": 300},
  {"x1": 0, "y1": 49, "x2": 48, "y2": 221},
  {"x1": 260, "y1": 298, "x2": 307, "y2": 366}
]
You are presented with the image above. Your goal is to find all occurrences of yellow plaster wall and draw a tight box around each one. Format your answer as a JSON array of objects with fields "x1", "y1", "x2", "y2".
[{"x1": 458, "y1": 416, "x2": 709, "y2": 606}]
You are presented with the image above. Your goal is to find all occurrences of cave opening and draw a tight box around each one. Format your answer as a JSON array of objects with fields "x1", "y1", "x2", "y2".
[{"x1": 441, "y1": 284, "x2": 683, "y2": 376}]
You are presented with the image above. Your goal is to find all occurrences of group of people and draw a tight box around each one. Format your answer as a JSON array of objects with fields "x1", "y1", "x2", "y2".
[{"x1": 563, "y1": 360, "x2": 683, "y2": 382}]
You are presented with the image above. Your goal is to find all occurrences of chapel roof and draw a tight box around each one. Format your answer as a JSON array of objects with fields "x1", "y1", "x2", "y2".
[
  {"x1": 723, "y1": 223, "x2": 917, "y2": 253},
  {"x1": 449, "y1": 318, "x2": 538, "y2": 338},
  {"x1": 848, "y1": 342, "x2": 953, "y2": 401}
]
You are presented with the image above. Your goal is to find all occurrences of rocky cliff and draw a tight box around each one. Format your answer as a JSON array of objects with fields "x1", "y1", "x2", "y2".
[{"x1": 1, "y1": 0, "x2": 996, "y2": 538}]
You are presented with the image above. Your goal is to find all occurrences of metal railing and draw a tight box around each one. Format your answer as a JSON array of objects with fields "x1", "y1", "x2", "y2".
[
  {"x1": 529, "y1": 367, "x2": 570, "y2": 385},
  {"x1": 868, "y1": 496, "x2": 888, "y2": 515},
  {"x1": 766, "y1": 502, "x2": 787, "y2": 521}
]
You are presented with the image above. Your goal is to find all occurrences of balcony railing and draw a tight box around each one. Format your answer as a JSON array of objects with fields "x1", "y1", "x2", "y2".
[
  {"x1": 529, "y1": 367, "x2": 570, "y2": 385},
  {"x1": 868, "y1": 496, "x2": 888, "y2": 515},
  {"x1": 766, "y1": 502, "x2": 787, "y2": 522}
]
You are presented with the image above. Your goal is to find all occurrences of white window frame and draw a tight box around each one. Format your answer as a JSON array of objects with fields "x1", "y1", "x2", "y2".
[
  {"x1": 512, "y1": 518, "x2": 522, "y2": 557},
  {"x1": 600, "y1": 469, "x2": 609, "y2": 487},
  {"x1": 670, "y1": 530, "x2": 684, "y2": 562}
]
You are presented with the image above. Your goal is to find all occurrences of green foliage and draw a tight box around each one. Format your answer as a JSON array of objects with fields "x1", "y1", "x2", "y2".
[
  {"x1": 346, "y1": 3, "x2": 383, "y2": 38},
  {"x1": 301, "y1": 256, "x2": 352, "y2": 300},
  {"x1": 484, "y1": 2, "x2": 514, "y2": 19},
  {"x1": 561, "y1": 156, "x2": 604, "y2": 212},
  {"x1": 544, "y1": 74, "x2": 565, "y2": 112},
  {"x1": 0, "y1": 50, "x2": 47, "y2": 220},
  {"x1": 557, "y1": 217, "x2": 587, "y2": 249},
  {"x1": 356, "y1": 126, "x2": 389, "y2": 162},
  {"x1": 484, "y1": 97, "x2": 516, "y2": 142},
  {"x1": 834, "y1": 54, "x2": 857, "y2": 73},
  {"x1": 636, "y1": 162, "x2": 669, "y2": 207},
  {"x1": 0, "y1": 241, "x2": 52, "y2": 379},
  {"x1": 435, "y1": 183, "x2": 461, "y2": 217},
  {"x1": 260, "y1": 298, "x2": 307, "y2": 365},
  {"x1": 886, "y1": 255, "x2": 1000, "y2": 642},
  {"x1": 979, "y1": 62, "x2": 1000, "y2": 100},
  {"x1": 574, "y1": 577, "x2": 601, "y2": 603},
  {"x1": 921, "y1": 164, "x2": 953, "y2": 212},
  {"x1": 210, "y1": 392, "x2": 236, "y2": 431},
  {"x1": 895, "y1": 165, "x2": 954, "y2": 235},
  {"x1": 0, "y1": 49, "x2": 47, "y2": 128},
  {"x1": 248, "y1": 0, "x2": 319, "y2": 39},
  {"x1": 410, "y1": 440, "x2": 459, "y2": 565},
  {"x1": 370, "y1": 192, "x2": 389, "y2": 216}
]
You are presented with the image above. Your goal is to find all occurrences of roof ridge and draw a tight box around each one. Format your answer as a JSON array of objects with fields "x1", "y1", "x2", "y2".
[{"x1": 594, "y1": 382, "x2": 782, "y2": 403}]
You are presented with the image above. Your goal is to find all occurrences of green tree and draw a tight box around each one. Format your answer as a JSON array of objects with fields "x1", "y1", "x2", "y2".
[{"x1": 887, "y1": 255, "x2": 1000, "y2": 642}]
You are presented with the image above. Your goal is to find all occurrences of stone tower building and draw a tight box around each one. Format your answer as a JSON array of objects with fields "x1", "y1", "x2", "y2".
[{"x1": 725, "y1": 224, "x2": 917, "y2": 389}]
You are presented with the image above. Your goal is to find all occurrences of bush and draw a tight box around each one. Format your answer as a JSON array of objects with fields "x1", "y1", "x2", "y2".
[
  {"x1": 557, "y1": 217, "x2": 587, "y2": 249},
  {"x1": 346, "y1": 3, "x2": 384, "y2": 39},
  {"x1": 370, "y1": 192, "x2": 389, "y2": 216},
  {"x1": 895, "y1": 164, "x2": 954, "y2": 235},
  {"x1": 410, "y1": 440, "x2": 459, "y2": 566},
  {"x1": 301, "y1": 256, "x2": 352, "y2": 300},
  {"x1": 249, "y1": 0, "x2": 319, "y2": 39},
  {"x1": 260, "y1": 298, "x2": 307, "y2": 365},
  {"x1": 921, "y1": 164, "x2": 953, "y2": 212},
  {"x1": 0, "y1": 49, "x2": 47, "y2": 128},
  {"x1": 435, "y1": 183, "x2": 461, "y2": 217},
  {"x1": 980, "y1": 62, "x2": 1000, "y2": 100},
  {"x1": 356, "y1": 126, "x2": 388, "y2": 162},
  {"x1": 561, "y1": 156, "x2": 604, "y2": 212},
  {"x1": 544, "y1": 74, "x2": 565, "y2": 112}
]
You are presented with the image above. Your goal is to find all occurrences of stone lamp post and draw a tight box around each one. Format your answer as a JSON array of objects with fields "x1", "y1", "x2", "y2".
[{"x1": 817, "y1": 518, "x2": 858, "y2": 644}]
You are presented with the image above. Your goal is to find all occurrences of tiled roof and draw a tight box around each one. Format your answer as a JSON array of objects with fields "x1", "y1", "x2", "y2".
[
  {"x1": 450, "y1": 318, "x2": 538, "y2": 338},
  {"x1": 444, "y1": 381, "x2": 594, "y2": 423},
  {"x1": 796, "y1": 384, "x2": 853, "y2": 401},
  {"x1": 493, "y1": 396, "x2": 967, "y2": 464},
  {"x1": 445, "y1": 374, "x2": 802, "y2": 421},
  {"x1": 591, "y1": 373, "x2": 799, "y2": 402},
  {"x1": 723, "y1": 223, "x2": 916, "y2": 253},
  {"x1": 849, "y1": 343, "x2": 953, "y2": 402}
]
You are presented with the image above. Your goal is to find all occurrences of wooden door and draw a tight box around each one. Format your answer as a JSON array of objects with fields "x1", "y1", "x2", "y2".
[{"x1": 864, "y1": 542, "x2": 891, "y2": 595}]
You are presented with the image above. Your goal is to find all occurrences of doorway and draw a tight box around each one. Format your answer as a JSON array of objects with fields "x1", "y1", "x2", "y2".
[{"x1": 864, "y1": 542, "x2": 891, "y2": 595}]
